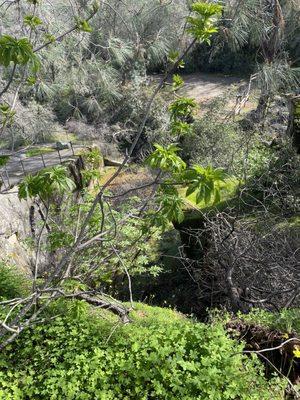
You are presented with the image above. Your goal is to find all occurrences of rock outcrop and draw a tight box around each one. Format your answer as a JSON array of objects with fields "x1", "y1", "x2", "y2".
[{"x1": 0, "y1": 190, "x2": 33, "y2": 275}]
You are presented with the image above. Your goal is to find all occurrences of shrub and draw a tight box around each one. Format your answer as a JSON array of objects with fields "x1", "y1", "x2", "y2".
[
  {"x1": 0, "y1": 303, "x2": 285, "y2": 399},
  {"x1": 3, "y1": 101, "x2": 59, "y2": 148},
  {"x1": 0, "y1": 262, "x2": 30, "y2": 300},
  {"x1": 179, "y1": 97, "x2": 247, "y2": 173},
  {"x1": 0, "y1": 156, "x2": 9, "y2": 167},
  {"x1": 237, "y1": 308, "x2": 300, "y2": 335}
]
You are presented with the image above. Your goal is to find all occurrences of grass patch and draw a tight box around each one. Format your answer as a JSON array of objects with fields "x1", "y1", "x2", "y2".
[
  {"x1": 0, "y1": 262, "x2": 30, "y2": 299},
  {"x1": 237, "y1": 308, "x2": 300, "y2": 335},
  {"x1": 99, "y1": 167, "x2": 117, "y2": 185},
  {"x1": 50, "y1": 131, "x2": 78, "y2": 143},
  {"x1": 25, "y1": 147, "x2": 54, "y2": 157}
]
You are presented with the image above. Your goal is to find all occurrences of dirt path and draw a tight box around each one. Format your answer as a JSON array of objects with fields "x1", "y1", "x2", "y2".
[
  {"x1": 0, "y1": 74, "x2": 245, "y2": 191},
  {"x1": 0, "y1": 145, "x2": 84, "y2": 191},
  {"x1": 179, "y1": 73, "x2": 244, "y2": 103}
]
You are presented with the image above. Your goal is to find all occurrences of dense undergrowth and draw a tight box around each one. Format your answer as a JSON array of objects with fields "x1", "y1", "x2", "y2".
[
  {"x1": 0, "y1": 268, "x2": 298, "y2": 399},
  {"x1": 0, "y1": 305, "x2": 286, "y2": 399}
]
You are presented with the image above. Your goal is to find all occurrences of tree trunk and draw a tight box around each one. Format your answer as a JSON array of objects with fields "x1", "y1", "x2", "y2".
[{"x1": 254, "y1": 92, "x2": 270, "y2": 122}]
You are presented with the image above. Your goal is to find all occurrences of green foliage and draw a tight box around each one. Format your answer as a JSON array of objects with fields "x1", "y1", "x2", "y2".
[
  {"x1": 47, "y1": 230, "x2": 74, "y2": 251},
  {"x1": 178, "y1": 96, "x2": 260, "y2": 177},
  {"x1": 172, "y1": 74, "x2": 184, "y2": 90},
  {"x1": 168, "y1": 50, "x2": 185, "y2": 68},
  {"x1": 81, "y1": 147, "x2": 103, "y2": 169},
  {"x1": 43, "y1": 33, "x2": 56, "y2": 43},
  {"x1": 0, "y1": 262, "x2": 29, "y2": 300},
  {"x1": 79, "y1": 147, "x2": 104, "y2": 185},
  {"x1": 147, "y1": 140, "x2": 231, "y2": 223},
  {"x1": 244, "y1": 143, "x2": 277, "y2": 179},
  {"x1": 23, "y1": 15, "x2": 42, "y2": 29},
  {"x1": 257, "y1": 60, "x2": 300, "y2": 96},
  {"x1": 184, "y1": 165, "x2": 227, "y2": 205},
  {"x1": 169, "y1": 97, "x2": 196, "y2": 120},
  {"x1": 75, "y1": 18, "x2": 93, "y2": 33},
  {"x1": 61, "y1": 279, "x2": 87, "y2": 294},
  {"x1": 18, "y1": 166, "x2": 75, "y2": 200},
  {"x1": 180, "y1": 177, "x2": 240, "y2": 211},
  {"x1": 187, "y1": 2, "x2": 222, "y2": 43},
  {"x1": 45, "y1": 194, "x2": 162, "y2": 280},
  {"x1": 157, "y1": 186, "x2": 185, "y2": 224},
  {"x1": 0, "y1": 155, "x2": 9, "y2": 167},
  {"x1": 26, "y1": 76, "x2": 36, "y2": 86},
  {"x1": 0, "y1": 303, "x2": 285, "y2": 399},
  {"x1": 237, "y1": 308, "x2": 300, "y2": 335},
  {"x1": 0, "y1": 103, "x2": 16, "y2": 127},
  {"x1": 169, "y1": 97, "x2": 197, "y2": 135},
  {"x1": 92, "y1": 0, "x2": 100, "y2": 13},
  {"x1": 0, "y1": 35, "x2": 39, "y2": 71},
  {"x1": 147, "y1": 143, "x2": 186, "y2": 172},
  {"x1": 25, "y1": 147, "x2": 54, "y2": 157}
]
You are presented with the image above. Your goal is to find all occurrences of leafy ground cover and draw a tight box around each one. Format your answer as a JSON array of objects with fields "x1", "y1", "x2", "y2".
[{"x1": 0, "y1": 301, "x2": 285, "y2": 400}]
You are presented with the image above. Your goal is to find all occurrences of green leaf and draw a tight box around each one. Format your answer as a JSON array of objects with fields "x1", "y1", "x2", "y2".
[
  {"x1": 0, "y1": 35, "x2": 39, "y2": 71},
  {"x1": 0, "y1": 103, "x2": 16, "y2": 127},
  {"x1": 183, "y1": 165, "x2": 227, "y2": 205},
  {"x1": 24, "y1": 15, "x2": 42, "y2": 29},
  {"x1": 169, "y1": 97, "x2": 197, "y2": 121},
  {"x1": 27, "y1": 76, "x2": 36, "y2": 85},
  {"x1": 76, "y1": 18, "x2": 93, "y2": 33},
  {"x1": 44, "y1": 33, "x2": 56, "y2": 43},
  {"x1": 186, "y1": 182, "x2": 198, "y2": 197},
  {"x1": 191, "y1": 2, "x2": 223, "y2": 18},
  {"x1": 172, "y1": 74, "x2": 184, "y2": 90},
  {"x1": 168, "y1": 50, "x2": 180, "y2": 63},
  {"x1": 187, "y1": 2, "x2": 222, "y2": 42},
  {"x1": 146, "y1": 144, "x2": 186, "y2": 173},
  {"x1": 18, "y1": 166, "x2": 75, "y2": 200}
]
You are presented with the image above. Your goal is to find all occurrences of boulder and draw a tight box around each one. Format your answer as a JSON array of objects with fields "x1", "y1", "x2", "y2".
[
  {"x1": 104, "y1": 157, "x2": 123, "y2": 167},
  {"x1": 53, "y1": 141, "x2": 70, "y2": 151}
]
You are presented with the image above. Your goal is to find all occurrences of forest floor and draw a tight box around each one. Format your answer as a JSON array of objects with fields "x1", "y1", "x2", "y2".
[{"x1": 180, "y1": 72, "x2": 245, "y2": 103}]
